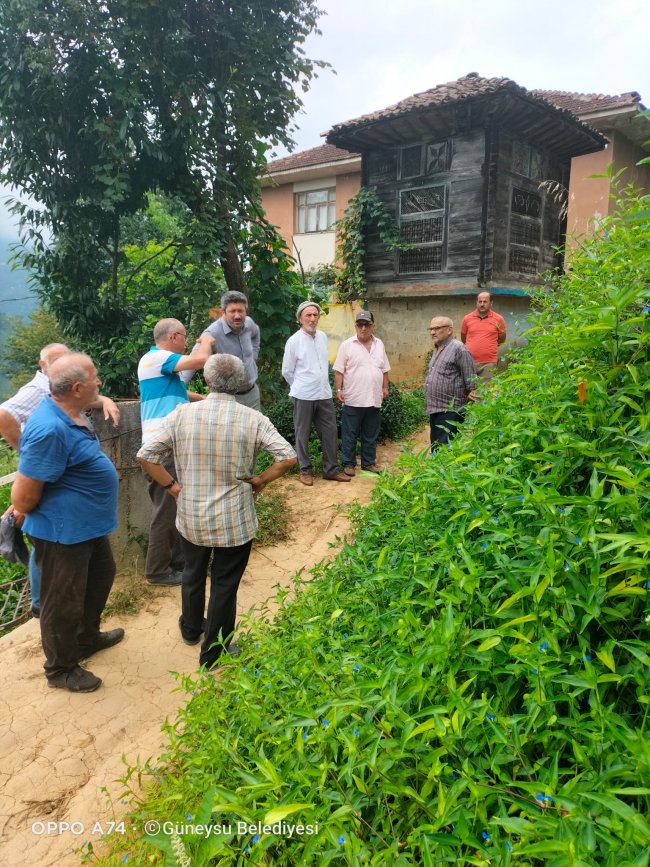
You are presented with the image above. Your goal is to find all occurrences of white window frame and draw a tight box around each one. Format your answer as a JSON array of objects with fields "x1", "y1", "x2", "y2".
[{"x1": 295, "y1": 188, "x2": 336, "y2": 234}]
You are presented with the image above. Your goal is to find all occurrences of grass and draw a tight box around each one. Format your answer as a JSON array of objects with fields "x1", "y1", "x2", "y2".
[
  {"x1": 254, "y1": 489, "x2": 292, "y2": 546},
  {"x1": 103, "y1": 571, "x2": 155, "y2": 618}
]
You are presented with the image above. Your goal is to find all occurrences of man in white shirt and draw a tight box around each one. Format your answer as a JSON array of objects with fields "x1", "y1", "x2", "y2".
[{"x1": 281, "y1": 301, "x2": 349, "y2": 486}]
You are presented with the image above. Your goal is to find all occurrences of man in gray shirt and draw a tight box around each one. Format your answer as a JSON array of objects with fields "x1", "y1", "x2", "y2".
[{"x1": 185, "y1": 291, "x2": 261, "y2": 410}]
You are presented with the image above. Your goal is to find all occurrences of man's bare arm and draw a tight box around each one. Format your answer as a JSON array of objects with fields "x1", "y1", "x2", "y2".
[
  {"x1": 11, "y1": 472, "x2": 45, "y2": 513},
  {"x1": 88, "y1": 395, "x2": 120, "y2": 426},
  {"x1": 173, "y1": 333, "x2": 215, "y2": 373},
  {"x1": 137, "y1": 458, "x2": 181, "y2": 499},
  {"x1": 246, "y1": 457, "x2": 297, "y2": 496},
  {"x1": 0, "y1": 408, "x2": 21, "y2": 450}
]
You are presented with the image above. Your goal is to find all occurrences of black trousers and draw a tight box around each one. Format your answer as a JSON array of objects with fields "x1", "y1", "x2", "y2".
[
  {"x1": 30, "y1": 534, "x2": 116, "y2": 679},
  {"x1": 341, "y1": 405, "x2": 381, "y2": 468},
  {"x1": 429, "y1": 409, "x2": 465, "y2": 450},
  {"x1": 179, "y1": 535, "x2": 253, "y2": 669}
]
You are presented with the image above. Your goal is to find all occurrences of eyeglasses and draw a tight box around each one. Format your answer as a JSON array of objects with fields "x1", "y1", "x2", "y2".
[
  {"x1": 428, "y1": 326, "x2": 450, "y2": 332},
  {"x1": 356, "y1": 322, "x2": 372, "y2": 328}
]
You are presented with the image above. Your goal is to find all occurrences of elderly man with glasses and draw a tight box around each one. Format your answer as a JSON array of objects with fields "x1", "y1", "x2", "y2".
[
  {"x1": 333, "y1": 310, "x2": 391, "y2": 475},
  {"x1": 137, "y1": 318, "x2": 214, "y2": 585},
  {"x1": 425, "y1": 316, "x2": 477, "y2": 449}
]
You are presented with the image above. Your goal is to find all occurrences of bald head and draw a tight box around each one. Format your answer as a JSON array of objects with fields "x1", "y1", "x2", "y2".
[
  {"x1": 428, "y1": 316, "x2": 454, "y2": 347},
  {"x1": 153, "y1": 318, "x2": 185, "y2": 344},
  {"x1": 48, "y1": 353, "x2": 99, "y2": 406},
  {"x1": 39, "y1": 343, "x2": 71, "y2": 374}
]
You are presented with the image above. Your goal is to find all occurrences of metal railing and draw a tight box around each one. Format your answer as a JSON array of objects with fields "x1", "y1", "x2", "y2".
[{"x1": 0, "y1": 470, "x2": 31, "y2": 634}]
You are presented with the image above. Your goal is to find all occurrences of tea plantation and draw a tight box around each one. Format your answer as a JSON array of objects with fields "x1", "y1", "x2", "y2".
[{"x1": 99, "y1": 193, "x2": 649, "y2": 866}]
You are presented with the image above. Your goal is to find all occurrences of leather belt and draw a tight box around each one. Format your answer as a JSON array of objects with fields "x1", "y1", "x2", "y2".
[{"x1": 236, "y1": 383, "x2": 256, "y2": 395}]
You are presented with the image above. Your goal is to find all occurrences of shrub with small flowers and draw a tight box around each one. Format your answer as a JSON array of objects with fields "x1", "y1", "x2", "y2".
[{"x1": 101, "y1": 192, "x2": 648, "y2": 865}]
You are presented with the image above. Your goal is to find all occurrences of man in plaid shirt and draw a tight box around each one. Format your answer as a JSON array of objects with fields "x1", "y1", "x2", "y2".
[
  {"x1": 137, "y1": 354, "x2": 296, "y2": 669},
  {"x1": 425, "y1": 317, "x2": 477, "y2": 449}
]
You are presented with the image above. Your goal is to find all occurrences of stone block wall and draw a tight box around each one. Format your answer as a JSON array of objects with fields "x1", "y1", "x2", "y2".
[
  {"x1": 363, "y1": 293, "x2": 532, "y2": 383},
  {"x1": 92, "y1": 400, "x2": 151, "y2": 567}
]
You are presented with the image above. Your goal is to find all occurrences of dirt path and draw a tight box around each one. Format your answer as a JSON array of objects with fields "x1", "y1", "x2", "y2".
[{"x1": 0, "y1": 434, "x2": 426, "y2": 866}]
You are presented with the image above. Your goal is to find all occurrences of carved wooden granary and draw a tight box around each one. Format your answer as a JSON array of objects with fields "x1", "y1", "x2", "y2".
[{"x1": 326, "y1": 73, "x2": 606, "y2": 299}]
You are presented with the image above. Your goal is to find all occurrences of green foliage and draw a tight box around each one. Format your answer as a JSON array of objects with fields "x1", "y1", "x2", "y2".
[
  {"x1": 400, "y1": 387, "x2": 426, "y2": 436},
  {"x1": 378, "y1": 384, "x2": 425, "y2": 442},
  {"x1": 81, "y1": 231, "x2": 221, "y2": 396},
  {"x1": 334, "y1": 187, "x2": 409, "y2": 302},
  {"x1": 0, "y1": 308, "x2": 68, "y2": 390},
  {"x1": 0, "y1": 0, "x2": 324, "y2": 246},
  {"x1": 101, "y1": 192, "x2": 649, "y2": 865},
  {"x1": 0, "y1": 0, "x2": 325, "y2": 380},
  {"x1": 254, "y1": 490, "x2": 292, "y2": 547},
  {"x1": 377, "y1": 381, "x2": 404, "y2": 440},
  {"x1": 244, "y1": 217, "x2": 310, "y2": 401}
]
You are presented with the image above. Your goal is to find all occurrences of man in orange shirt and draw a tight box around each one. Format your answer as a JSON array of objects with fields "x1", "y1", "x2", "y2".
[{"x1": 460, "y1": 291, "x2": 506, "y2": 380}]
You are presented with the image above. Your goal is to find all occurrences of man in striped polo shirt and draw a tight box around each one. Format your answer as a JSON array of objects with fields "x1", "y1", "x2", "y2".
[{"x1": 138, "y1": 319, "x2": 214, "y2": 585}]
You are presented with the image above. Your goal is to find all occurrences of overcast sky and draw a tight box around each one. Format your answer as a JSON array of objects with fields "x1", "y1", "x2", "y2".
[
  {"x1": 1, "y1": 0, "x2": 649, "y2": 237},
  {"x1": 274, "y1": 0, "x2": 650, "y2": 156}
]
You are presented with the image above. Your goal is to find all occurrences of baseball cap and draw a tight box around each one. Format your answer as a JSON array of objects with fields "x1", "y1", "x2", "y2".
[{"x1": 355, "y1": 310, "x2": 374, "y2": 323}]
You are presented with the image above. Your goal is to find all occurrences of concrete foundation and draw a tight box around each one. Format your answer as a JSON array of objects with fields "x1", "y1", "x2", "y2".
[
  {"x1": 92, "y1": 400, "x2": 151, "y2": 567},
  {"x1": 320, "y1": 292, "x2": 533, "y2": 383}
]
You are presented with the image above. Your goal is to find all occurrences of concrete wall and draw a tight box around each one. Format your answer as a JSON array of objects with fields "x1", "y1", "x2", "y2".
[
  {"x1": 566, "y1": 130, "x2": 650, "y2": 252},
  {"x1": 320, "y1": 293, "x2": 532, "y2": 383},
  {"x1": 261, "y1": 185, "x2": 294, "y2": 253},
  {"x1": 92, "y1": 401, "x2": 151, "y2": 567},
  {"x1": 260, "y1": 169, "x2": 361, "y2": 271},
  {"x1": 293, "y1": 231, "x2": 336, "y2": 270}
]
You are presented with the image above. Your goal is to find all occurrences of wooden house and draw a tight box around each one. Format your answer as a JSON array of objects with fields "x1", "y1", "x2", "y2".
[{"x1": 262, "y1": 74, "x2": 650, "y2": 378}]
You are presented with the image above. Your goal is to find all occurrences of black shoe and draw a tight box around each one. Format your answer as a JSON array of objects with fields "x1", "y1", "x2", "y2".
[
  {"x1": 178, "y1": 615, "x2": 202, "y2": 646},
  {"x1": 48, "y1": 665, "x2": 102, "y2": 693},
  {"x1": 147, "y1": 571, "x2": 182, "y2": 586},
  {"x1": 31, "y1": 606, "x2": 40, "y2": 619},
  {"x1": 204, "y1": 644, "x2": 242, "y2": 670},
  {"x1": 78, "y1": 628, "x2": 125, "y2": 661}
]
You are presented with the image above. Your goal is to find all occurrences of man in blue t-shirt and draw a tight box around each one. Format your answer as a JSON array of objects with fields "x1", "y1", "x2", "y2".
[
  {"x1": 11, "y1": 353, "x2": 123, "y2": 693},
  {"x1": 137, "y1": 318, "x2": 214, "y2": 585}
]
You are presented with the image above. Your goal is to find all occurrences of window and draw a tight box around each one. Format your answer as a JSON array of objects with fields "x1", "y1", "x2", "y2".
[
  {"x1": 512, "y1": 139, "x2": 543, "y2": 180},
  {"x1": 508, "y1": 187, "x2": 542, "y2": 276},
  {"x1": 295, "y1": 189, "x2": 336, "y2": 233},
  {"x1": 398, "y1": 185, "x2": 446, "y2": 274},
  {"x1": 399, "y1": 140, "x2": 450, "y2": 180}
]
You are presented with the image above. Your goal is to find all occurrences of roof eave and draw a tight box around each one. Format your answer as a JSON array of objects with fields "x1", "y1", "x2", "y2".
[{"x1": 261, "y1": 155, "x2": 362, "y2": 186}]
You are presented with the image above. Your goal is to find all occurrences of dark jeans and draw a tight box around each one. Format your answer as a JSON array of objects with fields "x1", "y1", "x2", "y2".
[
  {"x1": 292, "y1": 398, "x2": 339, "y2": 476},
  {"x1": 179, "y1": 535, "x2": 253, "y2": 669},
  {"x1": 429, "y1": 409, "x2": 465, "y2": 450},
  {"x1": 30, "y1": 534, "x2": 116, "y2": 679},
  {"x1": 341, "y1": 405, "x2": 381, "y2": 468},
  {"x1": 143, "y1": 457, "x2": 184, "y2": 581}
]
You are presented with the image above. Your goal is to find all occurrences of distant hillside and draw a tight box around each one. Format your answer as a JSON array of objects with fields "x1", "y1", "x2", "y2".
[{"x1": 0, "y1": 239, "x2": 38, "y2": 399}]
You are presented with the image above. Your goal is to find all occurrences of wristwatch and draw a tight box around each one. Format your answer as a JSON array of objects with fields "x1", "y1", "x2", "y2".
[{"x1": 162, "y1": 479, "x2": 177, "y2": 489}]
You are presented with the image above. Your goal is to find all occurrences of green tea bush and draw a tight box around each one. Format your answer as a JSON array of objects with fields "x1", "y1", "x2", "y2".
[{"x1": 107, "y1": 193, "x2": 649, "y2": 866}]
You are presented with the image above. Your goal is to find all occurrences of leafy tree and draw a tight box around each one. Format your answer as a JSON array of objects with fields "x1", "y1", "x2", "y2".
[
  {"x1": 0, "y1": 308, "x2": 69, "y2": 390},
  {"x1": 0, "y1": 0, "x2": 324, "y2": 307}
]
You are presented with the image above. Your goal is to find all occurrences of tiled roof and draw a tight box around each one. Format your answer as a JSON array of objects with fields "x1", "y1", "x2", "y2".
[
  {"x1": 532, "y1": 90, "x2": 642, "y2": 116},
  {"x1": 327, "y1": 73, "x2": 537, "y2": 134},
  {"x1": 325, "y1": 73, "x2": 612, "y2": 147},
  {"x1": 265, "y1": 143, "x2": 360, "y2": 174}
]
